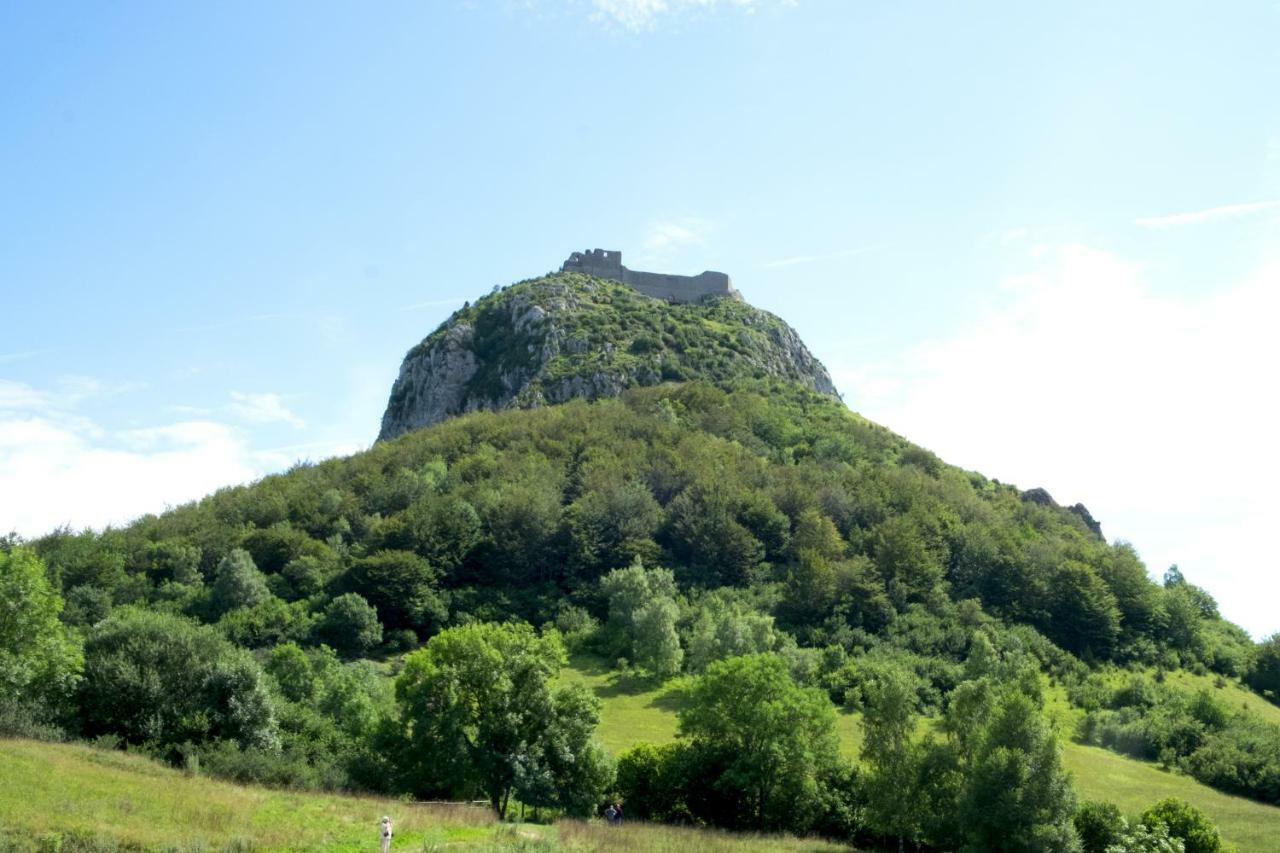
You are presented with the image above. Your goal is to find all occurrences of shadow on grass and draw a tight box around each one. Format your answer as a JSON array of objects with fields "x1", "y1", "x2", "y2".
[
  {"x1": 566, "y1": 652, "x2": 614, "y2": 678},
  {"x1": 649, "y1": 682, "x2": 692, "y2": 713},
  {"x1": 592, "y1": 671, "x2": 671, "y2": 699},
  {"x1": 567, "y1": 653, "x2": 692, "y2": 704}
]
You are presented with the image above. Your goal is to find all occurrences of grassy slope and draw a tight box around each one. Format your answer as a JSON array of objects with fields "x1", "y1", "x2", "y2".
[
  {"x1": 0, "y1": 739, "x2": 503, "y2": 851},
  {"x1": 9, "y1": 660, "x2": 1277, "y2": 851},
  {"x1": 0, "y1": 739, "x2": 850, "y2": 852},
  {"x1": 562, "y1": 656, "x2": 1280, "y2": 853}
]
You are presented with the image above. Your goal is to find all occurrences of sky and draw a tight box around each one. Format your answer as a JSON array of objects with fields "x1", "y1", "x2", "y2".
[{"x1": 2, "y1": 1, "x2": 1278, "y2": 636}]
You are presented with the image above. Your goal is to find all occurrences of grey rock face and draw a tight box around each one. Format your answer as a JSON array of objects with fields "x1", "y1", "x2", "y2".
[
  {"x1": 1069, "y1": 503, "x2": 1105, "y2": 540},
  {"x1": 377, "y1": 274, "x2": 840, "y2": 442},
  {"x1": 378, "y1": 323, "x2": 481, "y2": 440},
  {"x1": 1021, "y1": 487, "x2": 1056, "y2": 507}
]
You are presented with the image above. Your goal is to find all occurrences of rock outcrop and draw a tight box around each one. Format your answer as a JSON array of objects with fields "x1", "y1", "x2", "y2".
[
  {"x1": 378, "y1": 272, "x2": 838, "y2": 441},
  {"x1": 1020, "y1": 486, "x2": 1105, "y2": 541}
]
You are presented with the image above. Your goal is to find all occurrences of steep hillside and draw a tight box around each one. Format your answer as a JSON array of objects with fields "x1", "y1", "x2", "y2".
[
  {"x1": 378, "y1": 272, "x2": 837, "y2": 440},
  {"x1": 15, "y1": 270, "x2": 1273, "y2": 851}
]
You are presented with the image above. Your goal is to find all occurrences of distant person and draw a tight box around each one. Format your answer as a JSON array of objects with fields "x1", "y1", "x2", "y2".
[
  {"x1": 613, "y1": 802, "x2": 623, "y2": 824},
  {"x1": 604, "y1": 803, "x2": 617, "y2": 825},
  {"x1": 379, "y1": 815, "x2": 393, "y2": 853}
]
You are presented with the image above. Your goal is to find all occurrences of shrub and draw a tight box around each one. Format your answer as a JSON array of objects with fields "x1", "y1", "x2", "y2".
[
  {"x1": 1140, "y1": 798, "x2": 1223, "y2": 853},
  {"x1": 79, "y1": 608, "x2": 277, "y2": 751},
  {"x1": 1075, "y1": 800, "x2": 1125, "y2": 853}
]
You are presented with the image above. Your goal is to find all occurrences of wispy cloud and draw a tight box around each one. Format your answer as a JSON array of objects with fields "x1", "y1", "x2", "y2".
[
  {"x1": 588, "y1": 0, "x2": 773, "y2": 32},
  {"x1": 643, "y1": 217, "x2": 714, "y2": 252},
  {"x1": 172, "y1": 311, "x2": 296, "y2": 335},
  {"x1": 0, "y1": 376, "x2": 142, "y2": 412},
  {"x1": 228, "y1": 391, "x2": 305, "y2": 428},
  {"x1": 397, "y1": 297, "x2": 468, "y2": 312},
  {"x1": 0, "y1": 348, "x2": 57, "y2": 365},
  {"x1": 1135, "y1": 199, "x2": 1280, "y2": 229},
  {"x1": 0, "y1": 380, "x2": 53, "y2": 412},
  {"x1": 762, "y1": 245, "x2": 878, "y2": 269}
]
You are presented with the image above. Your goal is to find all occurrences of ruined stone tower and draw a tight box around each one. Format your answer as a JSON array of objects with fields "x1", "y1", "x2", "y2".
[{"x1": 561, "y1": 249, "x2": 740, "y2": 303}]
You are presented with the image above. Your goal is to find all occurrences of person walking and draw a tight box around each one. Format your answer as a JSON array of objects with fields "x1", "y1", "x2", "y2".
[
  {"x1": 379, "y1": 815, "x2": 393, "y2": 853},
  {"x1": 604, "y1": 803, "x2": 617, "y2": 825}
]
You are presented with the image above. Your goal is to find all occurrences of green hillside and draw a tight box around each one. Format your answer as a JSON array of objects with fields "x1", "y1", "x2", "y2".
[{"x1": 6, "y1": 276, "x2": 1279, "y2": 851}]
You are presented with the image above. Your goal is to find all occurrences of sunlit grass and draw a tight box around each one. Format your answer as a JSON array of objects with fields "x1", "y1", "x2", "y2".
[
  {"x1": 11, "y1": 657, "x2": 1280, "y2": 852},
  {"x1": 1062, "y1": 742, "x2": 1280, "y2": 853},
  {"x1": 561, "y1": 656, "x2": 1280, "y2": 853},
  {"x1": 0, "y1": 738, "x2": 858, "y2": 851},
  {"x1": 0, "y1": 738, "x2": 506, "y2": 851}
]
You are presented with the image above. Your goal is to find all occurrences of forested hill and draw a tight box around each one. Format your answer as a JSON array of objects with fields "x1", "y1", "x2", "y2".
[
  {"x1": 378, "y1": 272, "x2": 837, "y2": 440},
  {"x1": 11, "y1": 273, "x2": 1280, "y2": 851},
  {"x1": 33, "y1": 379, "x2": 1252, "y2": 673}
]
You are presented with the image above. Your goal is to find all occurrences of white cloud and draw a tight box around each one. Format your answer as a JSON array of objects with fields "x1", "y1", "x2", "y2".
[
  {"x1": 228, "y1": 391, "x2": 305, "y2": 428},
  {"x1": 1135, "y1": 199, "x2": 1280, "y2": 228},
  {"x1": 0, "y1": 348, "x2": 56, "y2": 365},
  {"x1": 0, "y1": 393, "x2": 271, "y2": 537},
  {"x1": 837, "y1": 245, "x2": 1280, "y2": 638},
  {"x1": 588, "y1": 0, "x2": 766, "y2": 31},
  {"x1": 0, "y1": 380, "x2": 363, "y2": 538},
  {"x1": 643, "y1": 217, "x2": 713, "y2": 252},
  {"x1": 0, "y1": 379, "x2": 53, "y2": 412},
  {"x1": 397, "y1": 296, "x2": 468, "y2": 312},
  {"x1": 762, "y1": 245, "x2": 878, "y2": 269}
]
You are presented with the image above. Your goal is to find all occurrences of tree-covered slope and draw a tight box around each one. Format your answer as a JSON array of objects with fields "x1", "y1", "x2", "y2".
[
  {"x1": 378, "y1": 273, "x2": 837, "y2": 440},
  {"x1": 32, "y1": 379, "x2": 1253, "y2": 678},
  {"x1": 16, "y1": 378, "x2": 1278, "y2": 849},
  {"x1": 12, "y1": 270, "x2": 1276, "y2": 849}
]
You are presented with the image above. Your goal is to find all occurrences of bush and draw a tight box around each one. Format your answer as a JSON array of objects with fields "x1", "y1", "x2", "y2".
[
  {"x1": 1140, "y1": 798, "x2": 1223, "y2": 853},
  {"x1": 79, "y1": 608, "x2": 277, "y2": 751},
  {"x1": 1075, "y1": 800, "x2": 1125, "y2": 853}
]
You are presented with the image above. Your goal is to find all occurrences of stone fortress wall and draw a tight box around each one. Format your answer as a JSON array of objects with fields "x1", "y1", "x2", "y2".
[{"x1": 561, "y1": 249, "x2": 740, "y2": 304}]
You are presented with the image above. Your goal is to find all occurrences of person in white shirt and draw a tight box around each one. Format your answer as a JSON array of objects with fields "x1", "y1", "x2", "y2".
[{"x1": 379, "y1": 816, "x2": 393, "y2": 853}]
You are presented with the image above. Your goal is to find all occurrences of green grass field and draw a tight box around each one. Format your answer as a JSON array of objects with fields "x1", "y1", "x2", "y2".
[
  {"x1": 563, "y1": 655, "x2": 1280, "y2": 853},
  {"x1": 7, "y1": 657, "x2": 1280, "y2": 851},
  {"x1": 0, "y1": 738, "x2": 850, "y2": 852}
]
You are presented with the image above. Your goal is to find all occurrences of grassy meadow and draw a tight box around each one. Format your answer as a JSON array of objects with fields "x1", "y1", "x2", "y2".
[
  {"x1": 0, "y1": 738, "x2": 851, "y2": 852},
  {"x1": 563, "y1": 655, "x2": 1280, "y2": 853},
  {"x1": 6, "y1": 656, "x2": 1280, "y2": 851}
]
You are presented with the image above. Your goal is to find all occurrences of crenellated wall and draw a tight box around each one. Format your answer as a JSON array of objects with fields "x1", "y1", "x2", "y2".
[{"x1": 561, "y1": 249, "x2": 739, "y2": 303}]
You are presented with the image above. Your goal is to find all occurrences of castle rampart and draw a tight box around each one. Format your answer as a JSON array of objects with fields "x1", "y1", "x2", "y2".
[{"x1": 561, "y1": 249, "x2": 739, "y2": 304}]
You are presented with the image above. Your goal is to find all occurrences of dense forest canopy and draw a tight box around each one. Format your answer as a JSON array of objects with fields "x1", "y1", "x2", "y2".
[{"x1": 24, "y1": 380, "x2": 1252, "y2": 674}]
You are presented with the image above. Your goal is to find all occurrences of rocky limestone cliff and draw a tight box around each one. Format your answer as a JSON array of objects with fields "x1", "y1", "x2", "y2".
[{"x1": 378, "y1": 272, "x2": 838, "y2": 441}]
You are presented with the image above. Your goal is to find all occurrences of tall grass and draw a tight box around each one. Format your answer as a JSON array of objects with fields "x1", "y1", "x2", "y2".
[{"x1": 0, "y1": 740, "x2": 857, "y2": 852}]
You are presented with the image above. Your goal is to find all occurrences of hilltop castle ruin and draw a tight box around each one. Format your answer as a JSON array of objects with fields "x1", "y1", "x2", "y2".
[{"x1": 561, "y1": 249, "x2": 740, "y2": 304}]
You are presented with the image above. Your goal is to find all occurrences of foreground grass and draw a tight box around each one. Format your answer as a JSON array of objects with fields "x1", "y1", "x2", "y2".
[
  {"x1": 0, "y1": 739, "x2": 851, "y2": 852},
  {"x1": 11, "y1": 658, "x2": 1278, "y2": 851},
  {"x1": 0, "y1": 738, "x2": 504, "y2": 851},
  {"x1": 564, "y1": 656, "x2": 1280, "y2": 853}
]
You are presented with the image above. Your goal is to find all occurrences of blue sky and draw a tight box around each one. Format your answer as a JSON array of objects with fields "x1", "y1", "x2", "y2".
[{"x1": 2, "y1": 1, "x2": 1278, "y2": 635}]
